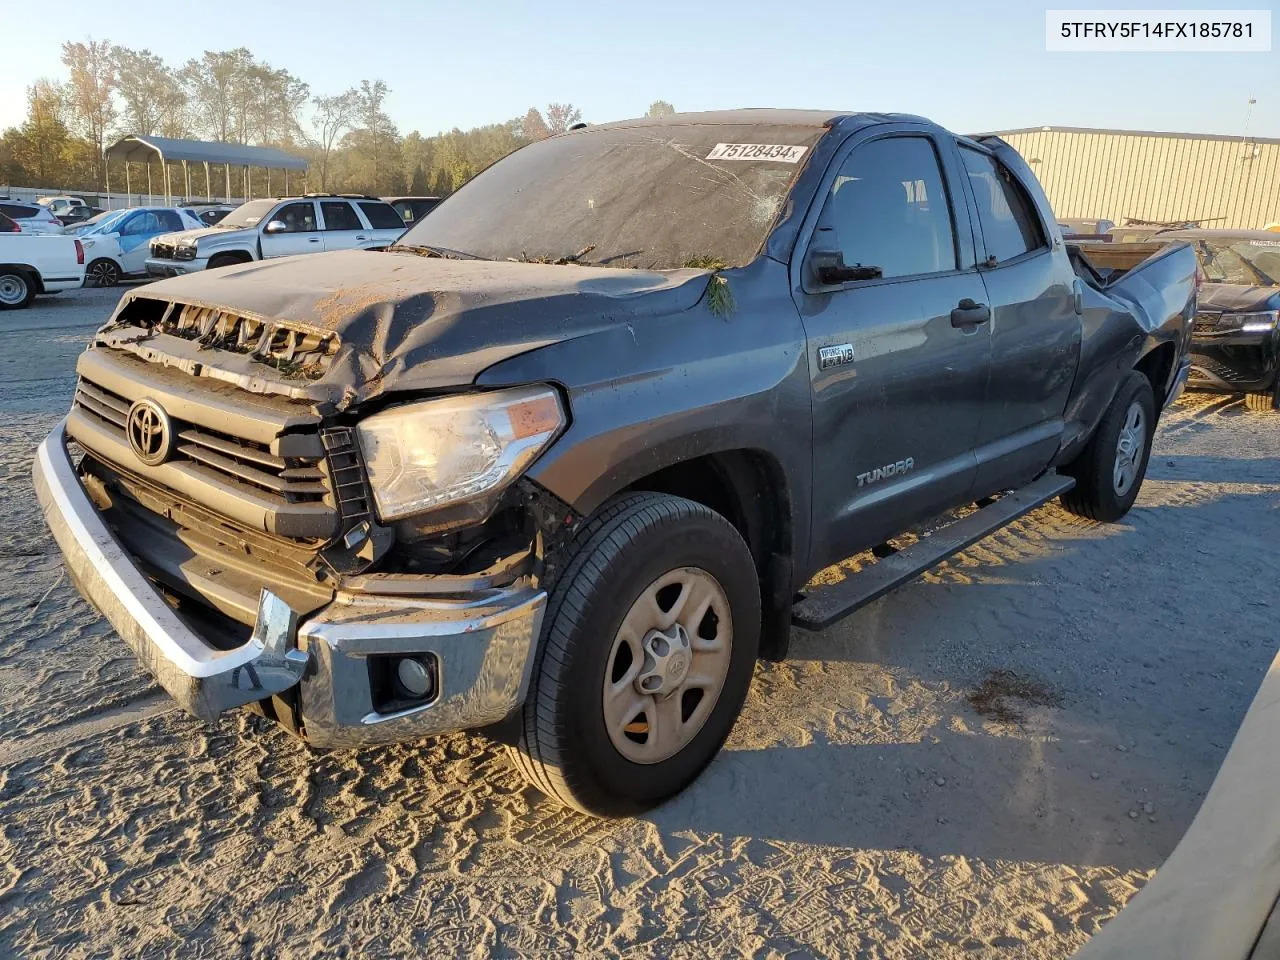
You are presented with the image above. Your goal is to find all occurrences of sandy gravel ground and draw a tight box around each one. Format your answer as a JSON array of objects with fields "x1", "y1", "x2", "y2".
[{"x1": 1, "y1": 286, "x2": 1278, "y2": 959}]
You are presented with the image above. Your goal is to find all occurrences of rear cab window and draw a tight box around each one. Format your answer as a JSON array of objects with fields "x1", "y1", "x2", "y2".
[
  {"x1": 958, "y1": 147, "x2": 1047, "y2": 263},
  {"x1": 360, "y1": 202, "x2": 409, "y2": 230}
]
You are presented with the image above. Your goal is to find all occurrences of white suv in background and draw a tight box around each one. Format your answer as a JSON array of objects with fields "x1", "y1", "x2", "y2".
[{"x1": 145, "y1": 195, "x2": 407, "y2": 276}]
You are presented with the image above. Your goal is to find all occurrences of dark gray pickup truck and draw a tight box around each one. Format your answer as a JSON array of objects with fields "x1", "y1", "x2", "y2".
[{"x1": 34, "y1": 110, "x2": 1199, "y2": 816}]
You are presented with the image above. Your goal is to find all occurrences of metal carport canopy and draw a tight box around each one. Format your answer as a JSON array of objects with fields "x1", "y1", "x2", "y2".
[{"x1": 103, "y1": 135, "x2": 308, "y2": 205}]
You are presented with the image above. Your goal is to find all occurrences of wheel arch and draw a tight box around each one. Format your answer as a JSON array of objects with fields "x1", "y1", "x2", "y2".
[{"x1": 0, "y1": 263, "x2": 43, "y2": 294}]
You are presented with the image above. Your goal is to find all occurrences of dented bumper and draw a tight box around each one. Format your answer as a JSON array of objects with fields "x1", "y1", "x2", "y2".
[{"x1": 33, "y1": 419, "x2": 546, "y2": 744}]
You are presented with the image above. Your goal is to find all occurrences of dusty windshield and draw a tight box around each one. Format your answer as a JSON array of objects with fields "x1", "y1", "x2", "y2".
[
  {"x1": 397, "y1": 123, "x2": 826, "y2": 269},
  {"x1": 217, "y1": 199, "x2": 278, "y2": 229},
  {"x1": 1195, "y1": 238, "x2": 1280, "y2": 286}
]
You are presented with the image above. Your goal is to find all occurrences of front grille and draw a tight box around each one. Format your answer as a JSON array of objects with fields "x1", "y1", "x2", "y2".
[{"x1": 74, "y1": 377, "x2": 329, "y2": 506}]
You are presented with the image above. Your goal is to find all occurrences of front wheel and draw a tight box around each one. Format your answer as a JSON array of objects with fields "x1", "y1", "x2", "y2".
[
  {"x1": 85, "y1": 258, "x2": 120, "y2": 288},
  {"x1": 0, "y1": 269, "x2": 34, "y2": 310},
  {"x1": 1060, "y1": 371, "x2": 1155, "y2": 522},
  {"x1": 508, "y1": 493, "x2": 761, "y2": 817}
]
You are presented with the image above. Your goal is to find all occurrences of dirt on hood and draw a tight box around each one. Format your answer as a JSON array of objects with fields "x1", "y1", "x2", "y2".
[{"x1": 110, "y1": 249, "x2": 711, "y2": 406}]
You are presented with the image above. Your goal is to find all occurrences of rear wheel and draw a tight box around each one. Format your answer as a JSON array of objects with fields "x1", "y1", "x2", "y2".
[
  {"x1": 508, "y1": 493, "x2": 760, "y2": 816},
  {"x1": 1060, "y1": 371, "x2": 1155, "y2": 522},
  {"x1": 85, "y1": 258, "x2": 120, "y2": 287},
  {"x1": 0, "y1": 269, "x2": 34, "y2": 310},
  {"x1": 1244, "y1": 386, "x2": 1279, "y2": 413}
]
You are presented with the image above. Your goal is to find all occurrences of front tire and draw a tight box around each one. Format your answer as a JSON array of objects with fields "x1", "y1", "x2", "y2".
[
  {"x1": 85, "y1": 258, "x2": 120, "y2": 287},
  {"x1": 1060, "y1": 371, "x2": 1155, "y2": 522},
  {"x1": 509, "y1": 493, "x2": 761, "y2": 817},
  {"x1": 0, "y1": 269, "x2": 34, "y2": 310}
]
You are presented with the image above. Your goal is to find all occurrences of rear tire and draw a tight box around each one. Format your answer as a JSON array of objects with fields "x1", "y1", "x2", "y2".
[
  {"x1": 1060, "y1": 371, "x2": 1155, "y2": 522},
  {"x1": 508, "y1": 492, "x2": 760, "y2": 817},
  {"x1": 85, "y1": 258, "x2": 120, "y2": 288},
  {"x1": 0, "y1": 269, "x2": 34, "y2": 310},
  {"x1": 1245, "y1": 387, "x2": 1279, "y2": 413}
]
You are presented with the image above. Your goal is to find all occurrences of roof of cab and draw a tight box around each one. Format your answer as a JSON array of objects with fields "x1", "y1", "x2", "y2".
[{"x1": 581, "y1": 109, "x2": 933, "y2": 132}]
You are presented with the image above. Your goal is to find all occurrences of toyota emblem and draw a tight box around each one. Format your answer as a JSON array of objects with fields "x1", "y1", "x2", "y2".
[{"x1": 126, "y1": 398, "x2": 174, "y2": 466}]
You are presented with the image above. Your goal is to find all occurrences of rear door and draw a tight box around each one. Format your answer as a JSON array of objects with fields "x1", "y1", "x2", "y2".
[
  {"x1": 118, "y1": 209, "x2": 186, "y2": 274},
  {"x1": 319, "y1": 200, "x2": 367, "y2": 251},
  {"x1": 793, "y1": 127, "x2": 993, "y2": 569},
  {"x1": 259, "y1": 201, "x2": 322, "y2": 258},
  {"x1": 956, "y1": 142, "x2": 1080, "y2": 496},
  {"x1": 358, "y1": 201, "x2": 410, "y2": 245}
]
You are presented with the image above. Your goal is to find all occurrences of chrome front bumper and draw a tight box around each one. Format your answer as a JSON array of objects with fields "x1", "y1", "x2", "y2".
[
  {"x1": 144, "y1": 257, "x2": 206, "y2": 277},
  {"x1": 33, "y1": 420, "x2": 546, "y2": 746}
]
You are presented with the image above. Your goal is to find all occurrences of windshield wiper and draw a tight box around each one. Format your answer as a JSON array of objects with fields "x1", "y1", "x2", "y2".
[
  {"x1": 512, "y1": 245, "x2": 597, "y2": 266},
  {"x1": 386, "y1": 242, "x2": 481, "y2": 260}
]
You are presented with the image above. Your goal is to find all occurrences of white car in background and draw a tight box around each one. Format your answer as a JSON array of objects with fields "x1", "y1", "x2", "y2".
[
  {"x1": 0, "y1": 201, "x2": 66, "y2": 236},
  {"x1": 36, "y1": 196, "x2": 87, "y2": 218},
  {"x1": 145, "y1": 195, "x2": 407, "y2": 276},
  {"x1": 79, "y1": 206, "x2": 206, "y2": 287},
  {"x1": 0, "y1": 229, "x2": 86, "y2": 309}
]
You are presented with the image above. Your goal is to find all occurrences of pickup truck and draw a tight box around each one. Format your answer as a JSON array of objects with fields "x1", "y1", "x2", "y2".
[
  {"x1": 0, "y1": 233, "x2": 86, "y2": 309},
  {"x1": 33, "y1": 110, "x2": 1198, "y2": 816}
]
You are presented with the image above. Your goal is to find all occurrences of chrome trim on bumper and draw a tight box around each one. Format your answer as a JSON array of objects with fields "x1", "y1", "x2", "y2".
[
  {"x1": 144, "y1": 257, "x2": 205, "y2": 277},
  {"x1": 297, "y1": 589, "x2": 545, "y2": 749},
  {"x1": 35, "y1": 419, "x2": 547, "y2": 744},
  {"x1": 33, "y1": 419, "x2": 308, "y2": 721}
]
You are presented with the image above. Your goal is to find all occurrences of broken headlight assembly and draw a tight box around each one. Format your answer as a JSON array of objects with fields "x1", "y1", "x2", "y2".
[
  {"x1": 1214, "y1": 310, "x2": 1279, "y2": 334},
  {"x1": 355, "y1": 386, "x2": 566, "y2": 524}
]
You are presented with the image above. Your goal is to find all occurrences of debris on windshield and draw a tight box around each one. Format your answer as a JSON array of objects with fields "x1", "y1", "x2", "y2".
[{"x1": 685, "y1": 256, "x2": 734, "y2": 317}]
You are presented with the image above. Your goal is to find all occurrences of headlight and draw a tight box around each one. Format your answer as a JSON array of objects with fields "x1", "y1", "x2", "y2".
[
  {"x1": 356, "y1": 386, "x2": 565, "y2": 522},
  {"x1": 1216, "y1": 310, "x2": 1279, "y2": 334},
  {"x1": 176, "y1": 246, "x2": 196, "y2": 261}
]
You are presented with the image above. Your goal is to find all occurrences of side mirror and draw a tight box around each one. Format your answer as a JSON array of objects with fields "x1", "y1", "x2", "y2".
[
  {"x1": 264, "y1": 220, "x2": 287, "y2": 234},
  {"x1": 808, "y1": 248, "x2": 883, "y2": 286}
]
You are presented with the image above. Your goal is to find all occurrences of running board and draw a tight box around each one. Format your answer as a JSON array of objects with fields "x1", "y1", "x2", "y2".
[{"x1": 791, "y1": 473, "x2": 1076, "y2": 632}]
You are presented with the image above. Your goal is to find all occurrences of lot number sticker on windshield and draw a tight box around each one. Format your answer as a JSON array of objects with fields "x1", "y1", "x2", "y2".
[{"x1": 706, "y1": 143, "x2": 809, "y2": 163}]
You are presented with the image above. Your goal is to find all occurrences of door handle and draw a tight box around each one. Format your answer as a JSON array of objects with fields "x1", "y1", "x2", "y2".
[
  {"x1": 308, "y1": 237, "x2": 321, "y2": 243},
  {"x1": 951, "y1": 298, "x2": 991, "y2": 328},
  {"x1": 355, "y1": 236, "x2": 368, "y2": 242}
]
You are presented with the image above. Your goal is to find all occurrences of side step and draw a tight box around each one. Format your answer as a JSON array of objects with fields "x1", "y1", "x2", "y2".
[{"x1": 791, "y1": 473, "x2": 1075, "y2": 632}]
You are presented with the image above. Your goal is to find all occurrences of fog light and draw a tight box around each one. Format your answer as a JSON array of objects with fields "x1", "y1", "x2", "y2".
[{"x1": 396, "y1": 656, "x2": 436, "y2": 699}]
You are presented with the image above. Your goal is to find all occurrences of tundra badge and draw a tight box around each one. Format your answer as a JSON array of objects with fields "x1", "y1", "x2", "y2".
[
  {"x1": 818, "y1": 343, "x2": 855, "y2": 369},
  {"x1": 857, "y1": 458, "x2": 915, "y2": 487}
]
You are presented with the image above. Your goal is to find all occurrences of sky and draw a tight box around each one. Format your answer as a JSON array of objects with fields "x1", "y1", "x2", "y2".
[{"x1": 1, "y1": 0, "x2": 1276, "y2": 140}]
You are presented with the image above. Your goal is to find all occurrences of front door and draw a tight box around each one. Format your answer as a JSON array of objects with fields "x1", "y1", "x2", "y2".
[
  {"x1": 794, "y1": 131, "x2": 994, "y2": 569},
  {"x1": 259, "y1": 201, "x2": 322, "y2": 258}
]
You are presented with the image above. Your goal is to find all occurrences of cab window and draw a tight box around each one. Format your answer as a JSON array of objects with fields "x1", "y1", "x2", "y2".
[
  {"x1": 814, "y1": 136, "x2": 958, "y2": 280},
  {"x1": 959, "y1": 147, "x2": 1046, "y2": 263},
  {"x1": 270, "y1": 202, "x2": 318, "y2": 233}
]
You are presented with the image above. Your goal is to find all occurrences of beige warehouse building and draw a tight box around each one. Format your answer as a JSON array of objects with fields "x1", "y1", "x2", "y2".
[{"x1": 987, "y1": 126, "x2": 1280, "y2": 230}]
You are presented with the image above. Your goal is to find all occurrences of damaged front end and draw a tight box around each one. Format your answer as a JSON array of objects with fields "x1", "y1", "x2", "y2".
[{"x1": 34, "y1": 289, "x2": 587, "y2": 748}]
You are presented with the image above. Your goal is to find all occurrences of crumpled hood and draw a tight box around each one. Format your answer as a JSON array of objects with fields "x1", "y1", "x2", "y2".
[
  {"x1": 1199, "y1": 283, "x2": 1280, "y2": 313},
  {"x1": 159, "y1": 226, "x2": 226, "y2": 248},
  {"x1": 116, "y1": 249, "x2": 710, "y2": 405}
]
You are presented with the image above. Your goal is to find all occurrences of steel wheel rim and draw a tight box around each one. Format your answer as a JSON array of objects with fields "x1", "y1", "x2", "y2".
[
  {"x1": 0, "y1": 274, "x2": 26, "y2": 305},
  {"x1": 88, "y1": 261, "x2": 117, "y2": 286},
  {"x1": 602, "y1": 566, "x2": 734, "y2": 765},
  {"x1": 1113, "y1": 401, "x2": 1146, "y2": 495}
]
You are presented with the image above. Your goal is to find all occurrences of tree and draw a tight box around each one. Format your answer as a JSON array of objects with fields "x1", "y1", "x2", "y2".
[
  {"x1": 61, "y1": 39, "x2": 116, "y2": 187},
  {"x1": 311, "y1": 89, "x2": 360, "y2": 189},
  {"x1": 544, "y1": 102, "x2": 582, "y2": 135},
  {"x1": 646, "y1": 100, "x2": 675, "y2": 118},
  {"x1": 4, "y1": 81, "x2": 74, "y2": 184},
  {"x1": 352, "y1": 79, "x2": 397, "y2": 193},
  {"x1": 182, "y1": 49, "x2": 253, "y2": 141},
  {"x1": 519, "y1": 107, "x2": 550, "y2": 141},
  {"x1": 112, "y1": 46, "x2": 174, "y2": 137}
]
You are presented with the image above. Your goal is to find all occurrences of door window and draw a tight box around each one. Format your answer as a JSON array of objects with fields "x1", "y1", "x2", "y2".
[
  {"x1": 321, "y1": 201, "x2": 362, "y2": 231},
  {"x1": 154, "y1": 209, "x2": 185, "y2": 232},
  {"x1": 361, "y1": 201, "x2": 411, "y2": 229},
  {"x1": 814, "y1": 136, "x2": 958, "y2": 280},
  {"x1": 958, "y1": 147, "x2": 1046, "y2": 263},
  {"x1": 270, "y1": 202, "x2": 318, "y2": 233},
  {"x1": 122, "y1": 212, "x2": 160, "y2": 235}
]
